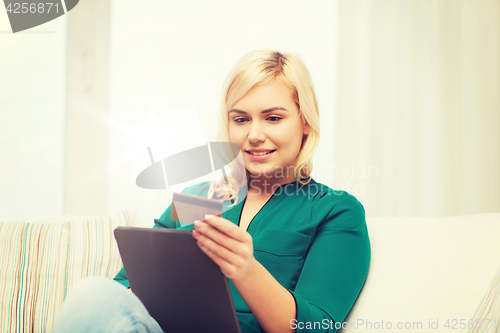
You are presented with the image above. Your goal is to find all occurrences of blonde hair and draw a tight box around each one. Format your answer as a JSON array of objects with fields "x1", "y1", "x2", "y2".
[{"x1": 208, "y1": 49, "x2": 320, "y2": 206}]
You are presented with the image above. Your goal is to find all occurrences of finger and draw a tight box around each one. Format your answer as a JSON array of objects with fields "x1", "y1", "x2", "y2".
[
  {"x1": 193, "y1": 230, "x2": 245, "y2": 267},
  {"x1": 194, "y1": 221, "x2": 247, "y2": 254},
  {"x1": 202, "y1": 214, "x2": 250, "y2": 242}
]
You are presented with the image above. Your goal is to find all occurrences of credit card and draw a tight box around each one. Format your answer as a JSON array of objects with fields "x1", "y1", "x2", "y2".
[{"x1": 171, "y1": 192, "x2": 223, "y2": 224}]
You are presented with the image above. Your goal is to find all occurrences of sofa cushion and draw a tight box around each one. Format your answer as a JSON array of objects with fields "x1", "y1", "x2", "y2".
[{"x1": 0, "y1": 209, "x2": 135, "y2": 333}]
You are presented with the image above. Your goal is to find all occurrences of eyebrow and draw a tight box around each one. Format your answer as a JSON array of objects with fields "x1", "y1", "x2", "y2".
[{"x1": 229, "y1": 107, "x2": 289, "y2": 114}]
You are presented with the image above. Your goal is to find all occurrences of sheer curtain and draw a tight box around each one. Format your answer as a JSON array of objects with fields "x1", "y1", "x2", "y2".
[{"x1": 334, "y1": 0, "x2": 500, "y2": 217}]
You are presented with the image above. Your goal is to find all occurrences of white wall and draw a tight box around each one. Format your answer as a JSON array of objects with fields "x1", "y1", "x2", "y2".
[
  {"x1": 108, "y1": 0, "x2": 337, "y2": 224},
  {"x1": 0, "y1": 13, "x2": 67, "y2": 221},
  {"x1": 334, "y1": 0, "x2": 500, "y2": 217}
]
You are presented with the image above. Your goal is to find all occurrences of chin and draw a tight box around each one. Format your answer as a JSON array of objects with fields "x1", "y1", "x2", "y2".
[{"x1": 249, "y1": 166, "x2": 278, "y2": 179}]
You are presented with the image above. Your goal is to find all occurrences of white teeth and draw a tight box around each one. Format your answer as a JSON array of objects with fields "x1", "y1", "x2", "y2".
[{"x1": 249, "y1": 151, "x2": 273, "y2": 156}]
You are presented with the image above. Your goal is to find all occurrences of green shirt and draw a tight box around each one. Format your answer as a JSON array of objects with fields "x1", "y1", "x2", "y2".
[{"x1": 114, "y1": 178, "x2": 370, "y2": 332}]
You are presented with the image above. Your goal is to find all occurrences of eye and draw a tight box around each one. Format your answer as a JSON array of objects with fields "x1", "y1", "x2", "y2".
[
  {"x1": 267, "y1": 116, "x2": 282, "y2": 122},
  {"x1": 233, "y1": 117, "x2": 248, "y2": 124}
]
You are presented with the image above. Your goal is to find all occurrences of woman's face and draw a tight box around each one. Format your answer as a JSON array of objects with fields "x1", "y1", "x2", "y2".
[{"x1": 228, "y1": 80, "x2": 310, "y2": 186}]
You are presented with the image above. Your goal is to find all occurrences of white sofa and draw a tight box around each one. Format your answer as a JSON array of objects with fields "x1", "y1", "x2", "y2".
[
  {"x1": 1, "y1": 212, "x2": 499, "y2": 332},
  {"x1": 341, "y1": 213, "x2": 500, "y2": 333}
]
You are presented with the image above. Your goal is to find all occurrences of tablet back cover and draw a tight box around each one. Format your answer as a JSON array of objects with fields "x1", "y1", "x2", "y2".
[{"x1": 114, "y1": 227, "x2": 241, "y2": 333}]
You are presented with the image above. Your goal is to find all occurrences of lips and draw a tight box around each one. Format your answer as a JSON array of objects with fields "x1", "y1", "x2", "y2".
[
  {"x1": 245, "y1": 149, "x2": 276, "y2": 161},
  {"x1": 246, "y1": 150, "x2": 275, "y2": 156}
]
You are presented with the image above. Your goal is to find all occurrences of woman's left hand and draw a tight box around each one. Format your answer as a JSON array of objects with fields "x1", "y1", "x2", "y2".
[{"x1": 192, "y1": 214, "x2": 256, "y2": 280}]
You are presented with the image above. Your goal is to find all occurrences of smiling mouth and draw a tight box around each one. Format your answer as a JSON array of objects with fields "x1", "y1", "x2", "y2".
[{"x1": 247, "y1": 150, "x2": 276, "y2": 156}]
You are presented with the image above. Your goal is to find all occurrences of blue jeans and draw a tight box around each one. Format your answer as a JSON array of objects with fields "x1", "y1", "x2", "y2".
[{"x1": 52, "y1": 276, "x2": 164, "y2": 333}]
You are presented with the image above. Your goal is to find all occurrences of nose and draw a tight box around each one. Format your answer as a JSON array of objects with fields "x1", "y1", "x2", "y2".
[{"x1": 247, "y1": 121, "x2": 266, "y2": 145}]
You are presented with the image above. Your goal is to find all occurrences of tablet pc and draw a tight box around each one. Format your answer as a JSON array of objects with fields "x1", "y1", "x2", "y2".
[{"x1": 114, "y1": 227, "x2": 241, "y2": 333}]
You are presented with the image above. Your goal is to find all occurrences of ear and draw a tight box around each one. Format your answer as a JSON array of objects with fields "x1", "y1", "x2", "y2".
[{"x1": 303, "y1": 122, "x2": 311, "y2": 135}]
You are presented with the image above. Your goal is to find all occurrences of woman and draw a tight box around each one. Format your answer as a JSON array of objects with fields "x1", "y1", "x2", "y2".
[{"x1": 52, "y1": 49, "x2": 370, "y2": 333}]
